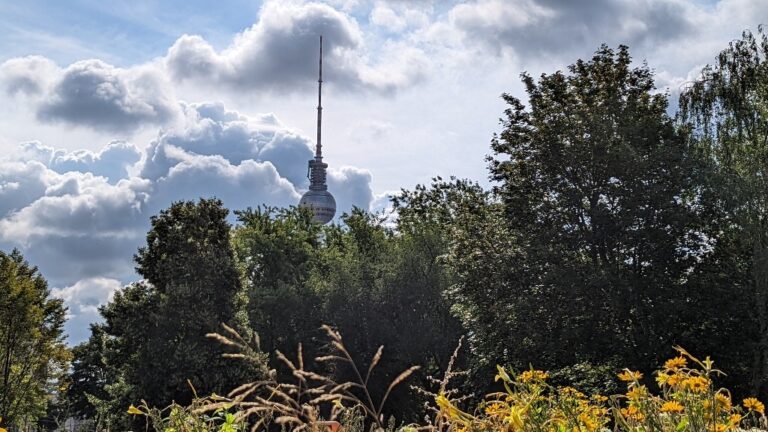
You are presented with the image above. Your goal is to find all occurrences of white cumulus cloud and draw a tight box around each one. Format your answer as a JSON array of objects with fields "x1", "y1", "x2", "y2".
[
  {"x1": 166, "y1": 1, "x2": 427, "y2": 94},
  {"x1": 0, "y1": 103, "x2": 376, "y2": 343}
]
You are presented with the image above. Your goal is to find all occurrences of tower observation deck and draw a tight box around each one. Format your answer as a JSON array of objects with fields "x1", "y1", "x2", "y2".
[{"x1": 298, "y1": 36, "x2": 336, "y2": 224}]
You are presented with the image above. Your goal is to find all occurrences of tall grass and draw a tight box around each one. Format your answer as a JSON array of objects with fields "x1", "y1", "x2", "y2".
[{"x1": 127, "y1": 328, "x2": 767, "y2": 432}]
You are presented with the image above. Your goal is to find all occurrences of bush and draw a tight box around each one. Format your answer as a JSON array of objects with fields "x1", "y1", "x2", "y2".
[{"x1": 435, "y1": 348, "x2": 767, "y2": 432}]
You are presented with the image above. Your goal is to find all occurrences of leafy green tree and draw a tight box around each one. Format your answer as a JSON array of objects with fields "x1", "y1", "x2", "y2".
[
  {"x1": 0, "y1": 249, "x2": 69, "y2": 429},
  {"x1": 232, "y1": 205, "x2": 464, "y2": 422},
  {"x1": 65, "y1": 325, "x2": 114, "y2": 429},
  {"x1": 133, "y1": 198, "x2": 252, "y2": 404},
  {"x1": 232, "y1": 206, "x2": 324, "y2": 363},
  {"x1": 84, "y1": 198, "x2": 261, "y2": 423},
  {"x1": 679, "y1": 28, "x2": 768, "y2": 396},
  {"x1": 476, "y1": 45, "x2": 709, "y2": 377},
  {"x1": 314, "y1": 207, "x2": 464, "y2": 421}
]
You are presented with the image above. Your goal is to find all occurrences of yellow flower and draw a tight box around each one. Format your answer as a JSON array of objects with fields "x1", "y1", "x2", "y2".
[
  {"x1": 728, "y1": 413, "x2": 742, "y2": 425},
  {"x1": 664, "y1": 356, "x2": 688, "y2": 370},
  {"x1": 714, "y1": 423, "x2": 728, "y2": 432},
  {"x1": 578, "y1": 412, "x2": 599, "y2": 432},
  {"x1": 484, "y1": 401, "x2": 507, "y2": 417},
  {"x1": 620, "y1": 405, "x2": 645, "y2": 421},
  {"x1": 560, "y1": 386, "x2": 586, "y2": 400},
  {"x1": 591, "y1": 394, "x2": 608, "y2": 403},
  {"x1": 626, "y1": 385, "x2": 647, "y2": 400},
  {"x1": 715, "y1": 393, "x2": 732, "y2": 411},
  {"x1": 519, "y1": 369, "x2": 549, "y2": 383},
  {"x1": 666, "y1": 373, "x2": 683, "y2": 388},
  {"x1": 682, "y1": 376, "x2": 709, "y2": 393},
  {"x1": 660, "y1": 401, "x2": 684, "y2": 413},
  {"x1": 618, "y1": 370, "x2": 643, "y2": 382},
  {"x1": 656, "y1": 371, "x2": 685, "y2": 388},
  {"x1": 743, "y1": 397, "x2": 765, "y2": 415},
  {"x1": 656, "y1": 372, "x2": 670, "y2": 387},
  {"x1": 127, "y1": 405, "x2": 143, "y2": 415}
]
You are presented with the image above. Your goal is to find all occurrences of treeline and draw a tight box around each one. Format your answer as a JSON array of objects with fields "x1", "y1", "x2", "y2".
[{"x1": 2, "y1": 29, "x2": 768, "y2": 430}]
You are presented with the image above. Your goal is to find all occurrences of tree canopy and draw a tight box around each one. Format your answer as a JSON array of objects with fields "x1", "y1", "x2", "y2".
[{"x1": 0, "y1": 250, "x2": 69, "y2": 430}]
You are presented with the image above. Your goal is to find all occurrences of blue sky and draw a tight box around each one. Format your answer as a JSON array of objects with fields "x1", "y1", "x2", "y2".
[
  {"x1": 0, "y1": 0, "x2": 764, "y2": 343},
  {"x1": 0, "y1": 1, "x2": 261, "y2": 65}
]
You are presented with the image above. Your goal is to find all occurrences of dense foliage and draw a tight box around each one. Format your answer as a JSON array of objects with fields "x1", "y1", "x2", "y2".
[
  {"x1": 0, "y1": 250, "x2": 68, "y2": 430},
  {"x1": 462, "y1": 44, "x2": 725, "y2": 387},
  {"x1": 231, "y1": 206, "x2": 463, "y2": 420},
  {"x1": 62, "y1": 199, "x2": 263, "y2": 430},
  {"x1": 679, "y1": 28, "x2": 768, "y2": 396}
]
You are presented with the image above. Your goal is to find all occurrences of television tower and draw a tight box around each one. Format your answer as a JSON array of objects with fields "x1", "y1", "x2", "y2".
[{"x1": 298, "y1": 36, "x2": 336, "y2": 224}]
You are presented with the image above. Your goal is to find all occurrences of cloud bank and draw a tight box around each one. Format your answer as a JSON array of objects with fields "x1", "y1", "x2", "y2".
[
  {"x1": 0, "y1": 103, "x2": 374, "y2": 340},
  {"x1": 166, "y1": 1, "x2": 427, "y2": 94}
]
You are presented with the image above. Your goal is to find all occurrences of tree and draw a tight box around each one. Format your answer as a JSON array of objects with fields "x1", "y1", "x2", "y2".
[
  {"x1": 232, "y1": 206, "x2": 324, "y2": 364},
  {"x1": 302, "y1": 207, "x2": 463, "y2": 421},
  {"x1": 679, "y1": 28, "x2": 768, "y2": 396},
  {"x1": 65, "y1": 325, "x2": 114, "y2": 429},
  {"x1": 0, "y1": 249, "x2": 69, "y2": 429},
  {"x1": 232, "y1": 205, "x2": 464, "y2": 422},
  {"x1": 476, "y1": 45, "x2": 710, "y2": 377},
  {"x1": 93, "y1": 198, "x2": 260, "y2": 419}
]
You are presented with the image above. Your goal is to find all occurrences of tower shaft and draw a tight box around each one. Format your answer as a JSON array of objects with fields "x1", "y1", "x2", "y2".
[
  {"x1": 316, "y1": 35, "x2": 323, "y2": 159},
  {"x1": 308, "y1": 35, "x2": 328, "y2": 192},
  {"x1": 298, "y1": 35, "x2": 336, "y2": 224}
]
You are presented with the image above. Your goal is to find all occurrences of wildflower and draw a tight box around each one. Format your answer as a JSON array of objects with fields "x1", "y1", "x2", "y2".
[
  {"x1": 660, "y1": 401, "x2": 684, "y2": 413},
  {"x1": 656, "y1": 372, "x2": 670, "y2": 387},
  {"x1": 664, "y1": 356, "x2": 687, "y2": 370},
  {"x1": 484, "y1": 402, "x2": 507, "y2": 417},
  {"x1": 620, "y1": 405, "x2": 645, "y2": 421},
  {"x1": 682, "y1": 376, "x2": 709, "y2": 393},
  {"x1": 669, "y1": 374, "x2": 684, "y2": 388},
  {"x1": 657, "y1": 371, "x2": 686, "y2": 388},
  {"x1": 560, "y1": 386, "x2": 587, "y2": 400},
  {"x1": 618, "y1": 370, "x2": 643, "y2": 382},
  {"x1": 728, "y1": 413, "x2": 742, "y2": 425},
  {"x1": 743, "y1": 397, "x2": 765, "y2": 415},
  {"x1": 519, "y1": 369, "x2": 549, "y2": 383},
  {"x1": 715, "y1": 423, "x2": 729, "y2": 432},
  {"x1": 591, "y1": 394, "x2": 608, "y2": 403},
  {"x1": 715, "y1": 393, "x2": 732, "y2": 411},
  {"x1": 626, "y1": 385, "x2": 647, "y2": 400},
  {"x1": 578, "y1": 412, "x2": 599, "y2": 432}
]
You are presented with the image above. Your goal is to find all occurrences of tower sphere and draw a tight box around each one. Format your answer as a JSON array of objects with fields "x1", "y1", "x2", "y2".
[{"x1": 299, "y1": 189, "x2": 336, "y2": 224}]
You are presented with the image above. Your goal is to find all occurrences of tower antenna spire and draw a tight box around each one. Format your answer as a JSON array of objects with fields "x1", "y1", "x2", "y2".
[
  {"x1": 316, "y1": 35, "x2": 323, "y2": 159},
  {"x1": 298, "y1": 35, "x2": 336, "y2": 224}
]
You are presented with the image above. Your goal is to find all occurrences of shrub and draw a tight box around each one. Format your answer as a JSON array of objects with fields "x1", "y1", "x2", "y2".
[{"x1": 433, "y1": 347, "x2": 767, "y2": 432}]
